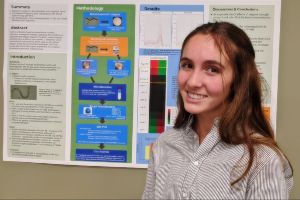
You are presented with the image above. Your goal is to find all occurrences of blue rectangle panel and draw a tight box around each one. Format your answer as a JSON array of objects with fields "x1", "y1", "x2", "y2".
[
  {"x1": 79, "y1": 105, "x2": 126, "y2": 120},
  {"x1": 76, "y1": 149, "x2": 127, "y2": 162},
  {"x1": 79, "y1": 83, "x2": 126, "y2": 101},
  {"x1": 76, "y1": 124, "x2": 128, "y2": 145},
  {"x1": 83, "y1": 12, "x2": 127, "y2": 32}
]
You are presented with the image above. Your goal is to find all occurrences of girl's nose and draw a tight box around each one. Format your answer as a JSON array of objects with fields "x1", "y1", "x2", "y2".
[{"x1": 187, "y1": 69, "x2": 203, "y2": 88}]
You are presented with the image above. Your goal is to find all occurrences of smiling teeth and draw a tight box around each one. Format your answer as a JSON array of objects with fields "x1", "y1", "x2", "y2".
[{"x1": 188, "y1": 92, "x2": 206, "y2": 99}]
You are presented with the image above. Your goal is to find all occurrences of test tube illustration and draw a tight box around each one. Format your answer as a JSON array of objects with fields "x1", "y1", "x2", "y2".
[{"x1": 117, "y1": 88, "x2": 122, "y2": 100}]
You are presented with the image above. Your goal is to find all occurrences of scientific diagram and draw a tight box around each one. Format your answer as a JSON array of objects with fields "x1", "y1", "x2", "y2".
[{"x1": 71, "y1": 4, "x2": 135, "y2": 163}]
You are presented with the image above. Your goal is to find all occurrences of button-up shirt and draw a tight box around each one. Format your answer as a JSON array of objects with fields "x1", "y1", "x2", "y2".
[{"x1": 142, "y1": 121, "x2": 293, "y2": 199}]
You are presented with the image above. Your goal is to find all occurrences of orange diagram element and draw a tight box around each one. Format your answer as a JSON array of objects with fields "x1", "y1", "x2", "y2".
[{"x1": 80, "y1": 36, "x2": 128, "y2": 57}]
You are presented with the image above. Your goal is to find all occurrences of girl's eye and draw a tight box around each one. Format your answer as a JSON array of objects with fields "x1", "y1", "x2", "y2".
[
  {"x1": 207, "y1": 66, "x2": 220, "y2": 73},
  {"x1": 180, "y1": 62, "x2": 193, "y2": 70}
]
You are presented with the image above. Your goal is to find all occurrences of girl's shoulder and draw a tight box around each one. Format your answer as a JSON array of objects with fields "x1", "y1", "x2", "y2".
[
  {"x1": 155, "y1": 127, "x2": 184, "y2": 144},
  {"x1": 250, "y1": 139, "x2": 293, "y2": 185}
]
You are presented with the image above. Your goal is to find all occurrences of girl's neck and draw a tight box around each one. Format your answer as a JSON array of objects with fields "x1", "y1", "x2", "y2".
[{"x1": 193, "y1": 115, "x2": 217, "y2": 143}]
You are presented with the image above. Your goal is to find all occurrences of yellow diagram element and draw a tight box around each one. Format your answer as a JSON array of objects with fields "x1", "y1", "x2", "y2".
[
  {"x1": 80, "y1": 36, "x2": 128, "y2": 57},
  {"x1": 263, "y1": 106, "x2": 270, "y2": 121},
  {"x1": 145, "y1": 145, "x2": 150, "y2": 160}
]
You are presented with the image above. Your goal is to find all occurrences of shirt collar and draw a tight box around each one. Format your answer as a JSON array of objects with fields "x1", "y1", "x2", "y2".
[
  {"x1": 182, "y1": 116, "x2": 221, "y2": 151},
  {"x1": 184, "y1": 115, "x2": 220, "y2": 135}
]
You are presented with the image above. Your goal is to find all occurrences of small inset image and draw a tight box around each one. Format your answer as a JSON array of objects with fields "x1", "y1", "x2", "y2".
[
  {"x1": 82, "y1": 60, "x2": 91, "y2": 69},
  {"x1": 83, "y1": 106, "x2": 93, "y2": 115},
  {"x1": 115, "y1": 62, "x2": 123, "y2": 70},
  {"x1": 113, "y1": 46, "x2": 120, "y2": 55},
  {"x1": 113, "y1": 17, "x2": 122, "y2": 26},
  {"x1": 86, "y1": 45, "x2": 98, "y2": 53},
  {"x1": 11, "y1": 85, "x2": 37, "y2": 100},
  {"x1": 85, "y1": 17, "x2": 99, "y2": 26},
  {"x1": 117, "y1": 89, "x2": 122, "y2": 100}
]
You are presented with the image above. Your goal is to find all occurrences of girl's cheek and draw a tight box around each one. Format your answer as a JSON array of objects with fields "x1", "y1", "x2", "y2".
[
  {"x1": 177, "y1": 72, "x2": 187, "y2": 86},
  {"x1": 207, "y1": 80, "x2": 225, "y2": 94}
]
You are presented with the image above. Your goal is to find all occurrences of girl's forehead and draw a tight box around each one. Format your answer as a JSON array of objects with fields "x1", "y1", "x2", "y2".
[
  {"x1": 183, "y1": 34, "x2": 232, "y2": 63},
  {"x1": 183, "y1": 34, "x2": 220, "y2": 56}
]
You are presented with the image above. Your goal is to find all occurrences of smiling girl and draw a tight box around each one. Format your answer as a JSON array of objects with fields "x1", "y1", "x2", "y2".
[{"x1": 142, "y1": 22, "x2": 293, "y2": 199}]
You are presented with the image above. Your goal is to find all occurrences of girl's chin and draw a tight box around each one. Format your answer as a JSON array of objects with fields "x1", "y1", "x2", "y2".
[{"x1": 184, "y1": 106, "x2": 204, "y2": 115}]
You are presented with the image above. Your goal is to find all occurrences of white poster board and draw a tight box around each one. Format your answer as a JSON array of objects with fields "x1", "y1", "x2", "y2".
[{"x1": 3, "y1": 0, "x2": 281, "y2": 168}]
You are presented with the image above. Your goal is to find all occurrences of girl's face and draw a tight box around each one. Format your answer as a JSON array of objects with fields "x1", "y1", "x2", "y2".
[{"x1": 178, "y1": 34, "x2": 233, "y2": 120}]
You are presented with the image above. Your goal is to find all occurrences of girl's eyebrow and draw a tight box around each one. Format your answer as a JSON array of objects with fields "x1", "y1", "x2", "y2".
[
  {"x1": 179, "y1": 57, "x2": 192, "y2": 62},
  {"x1": 203, "y1": 60, "x2": 225, "y2": 69},
  {"x1": 180, "y1": 57, "x2": 225, "y2": 69}
]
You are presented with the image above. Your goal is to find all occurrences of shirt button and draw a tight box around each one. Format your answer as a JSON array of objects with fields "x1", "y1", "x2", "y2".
[{"x1": 193, "y1": 160, "x2": 199, "y2": 166}]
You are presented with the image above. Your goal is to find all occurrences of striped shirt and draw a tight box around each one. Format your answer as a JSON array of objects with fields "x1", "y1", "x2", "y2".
[{"x1": 142, "y1": 120, "x2": 293, "y2": 199}]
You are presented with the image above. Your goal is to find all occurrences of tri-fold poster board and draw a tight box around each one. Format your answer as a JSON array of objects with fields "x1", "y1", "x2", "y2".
[{"x1": 3, "y1": 0, "x2": 281, "y2": 168}]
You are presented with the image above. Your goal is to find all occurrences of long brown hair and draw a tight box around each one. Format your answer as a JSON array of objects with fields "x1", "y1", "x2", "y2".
[{"x1": 174, "y1": 22, "x2": 292, "y2": 185}]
